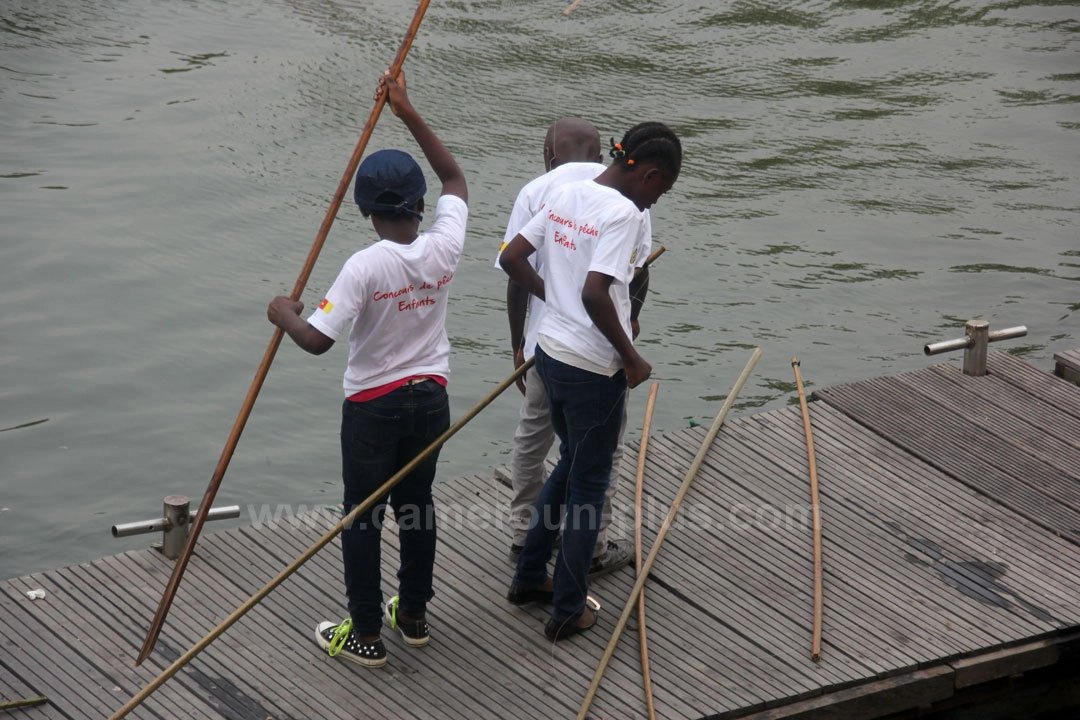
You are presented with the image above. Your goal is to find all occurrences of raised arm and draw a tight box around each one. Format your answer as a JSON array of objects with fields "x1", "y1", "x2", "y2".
[{"x1": 377, "y1": 70, "x2": 468, "y2": 204}]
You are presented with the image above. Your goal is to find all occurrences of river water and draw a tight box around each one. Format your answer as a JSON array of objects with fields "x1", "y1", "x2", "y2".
[{"x1": 1, "y1": 0, "x2": 1076, "y2": 580}]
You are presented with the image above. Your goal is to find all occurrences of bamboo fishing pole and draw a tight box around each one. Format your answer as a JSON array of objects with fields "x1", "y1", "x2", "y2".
[
  {"x1": 110, "y1": 360, "x2": 532, "y2": 719},
  {"x1": 135, "y1": 0, "x2": 435, "y2": 666},
  {"x1": 576, "y1": 348, "x2": 762, "y2": 720},
  {"x1": 634, "y1": 382, "x2": 660, "y2": 720},
  {"x1": 622, "y1": 248, "x2": 664, "y2": 718},
  {"x1": 792, "y1": 358, "x2": 824, "y2": 662}
]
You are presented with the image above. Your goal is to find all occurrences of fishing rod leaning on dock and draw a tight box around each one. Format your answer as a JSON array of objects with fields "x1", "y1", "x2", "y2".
[
  {"x1": 633, "y1": 382, "x2": 660, "y2": 720},
  {"x1": 577, "y1": 347, "x2": 763, "y2": 720},
  {"x1": 135, "y1": 0, "x2": 435, "y2": 667},
  {"x1": 792, "y1": 357, "x2": 824, "y2": 662}
]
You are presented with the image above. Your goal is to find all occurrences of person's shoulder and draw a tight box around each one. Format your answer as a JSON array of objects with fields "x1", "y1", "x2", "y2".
[
  {"x1": 346, "y1": 241, "x2": 393, "y2": 264},
  {"x1": 583, "y1": 182, "x2": 642, "y2": 220},
  {"x1": 548, "y1": 161, "x2": 605, "y2": 186},
  {"x1": 521, "y1": 161, "x2": 605, "y2": 196},
  {"x1": 580, "y1": 178, "x2": 626, "y2": 202},
  {"x1": 427, "y1": 195, "x2": 468, "y2": 247},
  {"x1": 336, "y1": 244, "x2": 383, "y2": 281}
]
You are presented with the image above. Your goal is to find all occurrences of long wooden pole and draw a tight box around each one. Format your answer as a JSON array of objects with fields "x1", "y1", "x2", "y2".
[
  {"x1": 629, "y1": 250, "x2": 664, "y2": 719},
  {"x1": 630, "y1": 247, "x2": 665, "y2": 718},
  {"x1": 135, "y1": 0, "x2": 434, "y2": 666},
  {"x1": 576, "y1": 348, "x2": 762, "y2": 720},
  {"x1": 633, "y1": 382, "x2": 660, "y2": 720},
  {"x1": 792, "y1": 358, "x2": 824, "y2": 662},
  {"x1": 110, "y1": 359, "x2": 532, "y2": 719}
]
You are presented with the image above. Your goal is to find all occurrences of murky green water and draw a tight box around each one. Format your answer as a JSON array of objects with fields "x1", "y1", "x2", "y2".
[{"x1": 1, "y1": 0, "x2": 1076, "y2": 579}]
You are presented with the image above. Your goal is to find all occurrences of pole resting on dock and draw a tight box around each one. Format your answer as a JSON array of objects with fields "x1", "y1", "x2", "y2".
[
  {"x1": 923, "y1": 320, "x2": 1027, "y2": 376},
  {"x1": 111, "y1": 496, "x2": 240, "y2": 560}
]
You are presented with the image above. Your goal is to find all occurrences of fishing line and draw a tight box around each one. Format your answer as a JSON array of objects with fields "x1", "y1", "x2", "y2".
[{"x1": 539, "y1": 0, "x2": 631, "y2": 677}]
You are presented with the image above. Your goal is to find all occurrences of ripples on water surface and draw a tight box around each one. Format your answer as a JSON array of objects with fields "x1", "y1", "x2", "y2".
[{"x1": 1, "y1": 0, "x2": 1076, "y2": 578}]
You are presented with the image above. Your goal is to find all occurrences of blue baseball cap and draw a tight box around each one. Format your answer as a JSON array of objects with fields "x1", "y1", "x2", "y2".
[{"x1": 353, "y1": 149, "x2": 426, "y2": 218}]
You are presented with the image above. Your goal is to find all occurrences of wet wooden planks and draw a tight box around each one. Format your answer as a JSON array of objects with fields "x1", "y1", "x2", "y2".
[
  {"x1": 813, "y1": 352, "x2": 1080, "y2": 545},
  {"x1": 1054, "y1": 348, "x2": 1080, "y2": 385},
  {"x1": 442, "y1": 472, "x2": 779, "y2": 718},
  {"x1": 0, "y1": 661, "x2": 64, "y2": 719},
  {"x1": 986, "y1": 352, "x2": 1080, "y2": 421},
  {"x1": 629, "y1": 411, "x2": 1080, "y2": 699},
  {"x1": 0, "y1": 488, "x2": 707, "y2": 720},
  {"x1": 3, "y1": 349, "x2": 1080, "y2": 719}
]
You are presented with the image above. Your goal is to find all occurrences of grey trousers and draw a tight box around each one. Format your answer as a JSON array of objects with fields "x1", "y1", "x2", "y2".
[{"x1": 507, "y1": 363, "x2": 625, "y2": 555}]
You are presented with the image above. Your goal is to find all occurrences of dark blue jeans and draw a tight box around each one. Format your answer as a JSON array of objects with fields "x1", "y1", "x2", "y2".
[
  {"x1": 513, "y1": 346, "x2": 627, "y2": 624},
  {"x1": 340, "y1": 380, "x2": 449, "y2": 636}
]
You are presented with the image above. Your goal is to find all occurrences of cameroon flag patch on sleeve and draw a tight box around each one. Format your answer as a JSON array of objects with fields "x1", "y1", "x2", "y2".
[{"x1": 318, "y1": 298, "x2": 333, "y2": 314}]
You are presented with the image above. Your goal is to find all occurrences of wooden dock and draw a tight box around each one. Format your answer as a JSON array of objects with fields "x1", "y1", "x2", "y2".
[{"x1": 3, "y1": 349, "x2": 1080, "y2": 719}]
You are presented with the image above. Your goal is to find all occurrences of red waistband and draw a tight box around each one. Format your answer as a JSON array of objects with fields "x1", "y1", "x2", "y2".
[{"x1": 347, "y1": 375, "x2": 446, "y2": 403}]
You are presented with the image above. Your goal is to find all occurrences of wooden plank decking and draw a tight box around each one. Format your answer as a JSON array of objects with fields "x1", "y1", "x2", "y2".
[
  {"x1": 1056, "y1": 348, "x2": 1080, "y2": 385},
  {"x1": 3, "y1": 349, "x2": 1080, "y2": 719}
]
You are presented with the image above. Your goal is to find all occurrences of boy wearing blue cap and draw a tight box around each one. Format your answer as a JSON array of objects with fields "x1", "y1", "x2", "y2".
[{"x1": 268, "y1": 69, "x2": 467, "y2": 668}]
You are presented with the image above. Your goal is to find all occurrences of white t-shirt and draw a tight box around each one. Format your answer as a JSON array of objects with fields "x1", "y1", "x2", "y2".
[
  {"x1": 495, "y1": 162, "x2": 651, "y2": 362},
  {"x1": 518, "y1": 179, "x2": 651, "y2": 375},
  {"x1": 307, "y1": 194, "x2": 467, "y2": 396}
]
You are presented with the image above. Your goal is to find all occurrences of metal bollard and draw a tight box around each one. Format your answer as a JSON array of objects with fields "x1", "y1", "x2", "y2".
[
  {"x1": 923, "y1": 320, "x2": 1027, "y2": 376},
  {"x1": 112, "y1": 496, "x2": 240, "y2": 559},
  {"x1": 161, "y1": 496, "x2": 189, "y2": 560}
]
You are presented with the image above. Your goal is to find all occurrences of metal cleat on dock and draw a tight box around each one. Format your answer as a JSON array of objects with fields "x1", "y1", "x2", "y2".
[
  {"x1": 111, "y1": 495, "x2": 240, "y2": 559},
  {"x1": 923, "y1": 319, "x2": 1027, "y2": 376}
]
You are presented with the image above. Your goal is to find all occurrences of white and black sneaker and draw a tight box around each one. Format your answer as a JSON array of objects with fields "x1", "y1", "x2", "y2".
[
  {"x1": 385, "y1": 595, "x2": 429, "y2": 647},
  {"x1": 589, "y1": 538, "x2": 633, "y2": 579},
  {"x1": 315, "y1": 618, "x2": 386, "y2": 668}
]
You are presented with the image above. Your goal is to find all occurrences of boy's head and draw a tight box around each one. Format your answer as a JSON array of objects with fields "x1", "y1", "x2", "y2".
[
  {"x1": 354, "y1": 149, "x2": 426, "y2": 220},
  {"x1": 544, "y1": 117, "x2": 603, "y2": 171}
]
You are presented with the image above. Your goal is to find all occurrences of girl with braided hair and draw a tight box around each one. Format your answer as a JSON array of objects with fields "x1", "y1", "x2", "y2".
[{"x1": 500, "y1": 121, "x2": 681, "y2": 640}]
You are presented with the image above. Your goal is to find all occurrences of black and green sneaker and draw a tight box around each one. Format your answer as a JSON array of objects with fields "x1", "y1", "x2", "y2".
[
  {"x1": 315, "y1": 618, "x2": 386, "y2": 668},
  {"x1": 385, "y1": 596, "x2": 429, "y2": 647}
]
